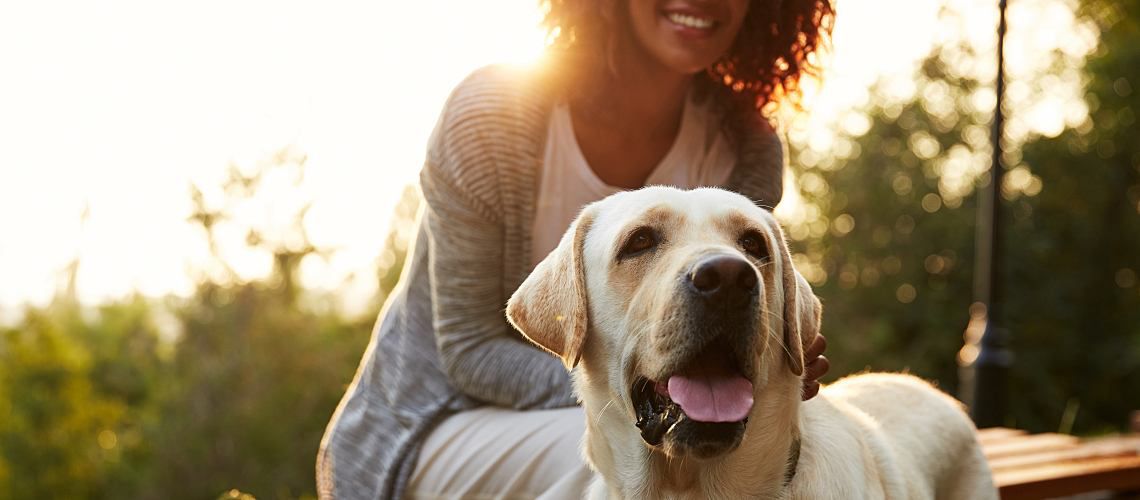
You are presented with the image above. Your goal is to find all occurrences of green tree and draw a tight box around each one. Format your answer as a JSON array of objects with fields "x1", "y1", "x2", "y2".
[
  {"x1": 0, "y1": 296, "x2": 163, "y2": 500},
  {"x1": 0, "y1": 146, "x2": 414, "y2": 499},
  {"x1": 789, "y1": 38, "x2": 990, "y2": 400},
  {"x1": 793, "y1": 0, "x2": 1140, "y2": 433},
  {"x1": 1004, "y1": 0, "x2": 1140, "y2": 433},
  {"x1": 143, "y1": 148, "x2": 372, "y2": 499}
]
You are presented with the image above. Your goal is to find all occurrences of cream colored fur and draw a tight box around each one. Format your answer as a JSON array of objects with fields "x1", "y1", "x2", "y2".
[{"x1": 507, "y1": 187, "x2": 997, "y2": 500}]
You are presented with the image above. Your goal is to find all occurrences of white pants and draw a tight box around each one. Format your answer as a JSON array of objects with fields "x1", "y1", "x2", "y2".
[{"x1": 407, "y1": 407, "x2": 595, "y2": 500}]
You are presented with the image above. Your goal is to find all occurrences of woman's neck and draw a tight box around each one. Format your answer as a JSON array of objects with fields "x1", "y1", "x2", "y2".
[
  {"x1": 573, "y1": 39, "x2": 692, "y2": 137},
  {"x1": 567, "y1": 40, "x2": 695, "y2": 189}
]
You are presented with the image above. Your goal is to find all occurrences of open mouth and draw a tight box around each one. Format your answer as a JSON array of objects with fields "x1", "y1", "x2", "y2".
[{"x1": 631, "y1": 340, "x2": 754, "y2": 452}]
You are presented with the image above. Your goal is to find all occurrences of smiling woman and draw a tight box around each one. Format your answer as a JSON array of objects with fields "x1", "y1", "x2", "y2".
[{"x1": 316, "y1": 0, "x2": 833, "y2": 498}]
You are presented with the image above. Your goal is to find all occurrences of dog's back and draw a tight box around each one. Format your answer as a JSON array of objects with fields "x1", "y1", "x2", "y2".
[{"x1": 795, "y1": 373, "x2": 997, "y2": 500}]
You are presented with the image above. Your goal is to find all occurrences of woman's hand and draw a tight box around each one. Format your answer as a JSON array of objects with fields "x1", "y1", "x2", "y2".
[{"x1": 802, "y1": 333, "x2": 830, "y2": 400}]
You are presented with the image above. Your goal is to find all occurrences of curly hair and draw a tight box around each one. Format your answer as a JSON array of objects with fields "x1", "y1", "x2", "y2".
[{"x1": 541, "y1": 0, "x2": 834, "y2": 124}]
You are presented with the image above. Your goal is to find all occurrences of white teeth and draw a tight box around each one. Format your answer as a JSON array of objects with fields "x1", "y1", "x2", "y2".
[{"x1": 666, "y1": 12, "x2": 715, "y2": 29}]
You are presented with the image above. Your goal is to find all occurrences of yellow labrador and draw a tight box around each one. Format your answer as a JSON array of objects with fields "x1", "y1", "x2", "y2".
[{"x1": 507, "y1": 187, "x2": 997, "y2": 499}]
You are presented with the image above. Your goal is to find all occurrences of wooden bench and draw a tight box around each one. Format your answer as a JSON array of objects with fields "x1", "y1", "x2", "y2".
[{"x1": 980, "y1": 426, "x2": 1140, "y2": 499}]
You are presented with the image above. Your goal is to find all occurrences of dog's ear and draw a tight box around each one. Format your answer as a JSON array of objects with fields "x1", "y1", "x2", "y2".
[
  {"x1": 507, "y1": 209, "x2": 595, "y2": 369},
  {"x1": 779, "y1": 234, "x2": 821, "y2": 376}
]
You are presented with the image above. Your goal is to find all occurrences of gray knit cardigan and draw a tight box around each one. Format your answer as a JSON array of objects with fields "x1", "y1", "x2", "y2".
[{"x1": 316, "y1": 64, "x2": 786, "y2": 500}]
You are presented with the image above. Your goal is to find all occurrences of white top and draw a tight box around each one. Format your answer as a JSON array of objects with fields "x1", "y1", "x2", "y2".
[{"x1": 530, "y1": 94, "x2": 737, "y2": 267}]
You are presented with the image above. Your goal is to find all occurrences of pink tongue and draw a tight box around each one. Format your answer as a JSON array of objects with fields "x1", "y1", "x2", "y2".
[{"x1": 667, "y1": 372, "x2": 754, "y2": 423}]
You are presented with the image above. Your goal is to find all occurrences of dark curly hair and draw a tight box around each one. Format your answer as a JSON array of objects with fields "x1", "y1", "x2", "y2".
[{"x1": 540, "y1": 0, "x2": 834, "y2": 126}]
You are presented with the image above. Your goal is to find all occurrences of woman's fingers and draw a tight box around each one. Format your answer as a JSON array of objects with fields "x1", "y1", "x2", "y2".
[
  {"x1": 801, "y1": 358, "x2": 828, "y2": 401},
  {"x1": 801, "y1": 334, "x2": 830, "y2": 401},
  {"x1": 802, "y1": 380, "x2": 821, "y2": 401},
  {"x1": 805, "y1": 333, "x2": 827, "y2": 360},
  {"x1": 805, "y1": 355, "x2": 830, "y2": 382}
]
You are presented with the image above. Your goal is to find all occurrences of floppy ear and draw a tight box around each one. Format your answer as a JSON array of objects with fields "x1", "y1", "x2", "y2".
[
  {"x1": 506, "y1": 209, "x2": 595, "y2": 369},
  {"x1": 779, "y1": 234, "x2": 821, "y2": 376}
]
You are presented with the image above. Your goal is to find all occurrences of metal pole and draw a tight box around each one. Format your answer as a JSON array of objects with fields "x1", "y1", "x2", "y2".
[{"x1": 958, "y1": 0, "x2": 1013, "y2": 428}]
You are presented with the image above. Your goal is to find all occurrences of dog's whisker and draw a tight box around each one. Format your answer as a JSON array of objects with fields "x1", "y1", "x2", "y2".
[
  {"x1": 777, "y1": 337, "x2": 795, "y2": 361},
  {"x1": 594, "y1": 398, "x2": 618, "y2": 427},
  {"x1": 760, "y1": 309, "x2": 787, "y2": 329}
]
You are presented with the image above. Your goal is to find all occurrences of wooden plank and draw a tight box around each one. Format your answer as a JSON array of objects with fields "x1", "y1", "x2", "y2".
[
  {"x1": 978, "y1": 427, "x2": 1027, "y2": 440},
  {"x1": 995, "y1": 455, "x2": 1140, "y2": 500},
  {"x1": 983, "y1": 433, "x2": 1080, "y2": 460},
  {"x1": 979, "y1": 433, "x2": 1033, "y2": 449},
  {"x1": 988, "y1": 436, "x2": 1140, "y2": 472},
  {"x1": 978, "y1": 427, "x2": 1029, "y2": 446}
]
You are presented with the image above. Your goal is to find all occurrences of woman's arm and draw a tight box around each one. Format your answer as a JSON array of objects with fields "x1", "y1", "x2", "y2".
[
  {"x1": 420, "y1": 165, "x2": 576, "y2": 409},
  {"x1": 417, "y1": 66, "x2": 576, "y2": 409}
]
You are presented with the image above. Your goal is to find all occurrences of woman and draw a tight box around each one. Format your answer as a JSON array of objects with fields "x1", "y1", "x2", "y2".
[{"x1": 319, "y1": 0, "x2": 834, "y2": 498}]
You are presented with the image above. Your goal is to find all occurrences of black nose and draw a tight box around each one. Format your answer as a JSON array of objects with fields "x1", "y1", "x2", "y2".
[{"x1": 688, "y1": 255, "x2": 758, "y2": 303}]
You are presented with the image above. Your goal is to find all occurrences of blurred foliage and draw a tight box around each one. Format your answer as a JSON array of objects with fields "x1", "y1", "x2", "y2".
[
  {"x1": 790, "y1": 22, "x2": 990, "y2": 405},
  {"x1": 1, "y1": 0, "x2": 1138, "y2": 497},
  {"x1": 1002, "y1": 0, "x2": 1140, "y2": 433},
  {"x1": 372, "y1": 184, "x2": 423, "y2": 314},
  {"x1": 0, "y1": 299, "x2": 158, "y2": 499},
  {"x1": 141, "y1": 150, "x2": 370, "y2": 499},
  {"x1": 0, "y1": 151, "x2": 421, "y2": 499},
  {"x1": 792, "y1": 0, "x2": 1140, "y2": 433}
]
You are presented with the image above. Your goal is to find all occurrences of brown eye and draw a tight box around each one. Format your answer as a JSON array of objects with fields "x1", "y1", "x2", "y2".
[
  {"x1": 739, "y1": 231, "x2": 768, "y2": 260},
  {"x1": 619, "y1": 227, "x2": 659, "y2": 260}
]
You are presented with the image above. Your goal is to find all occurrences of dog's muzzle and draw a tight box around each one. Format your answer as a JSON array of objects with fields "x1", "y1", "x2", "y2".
[
  {"x1": 630, "y1": 254, "x2": 760, "y2": 458},
  {"x1": 631, "y1": 344, "x2": 749, "y2": 450},
  {"x1": 629, "y1": 253, "x2": 761, "y2": 457},
  {"x1": 631, "y1": 338, "x2": 752, "y2": 458}
]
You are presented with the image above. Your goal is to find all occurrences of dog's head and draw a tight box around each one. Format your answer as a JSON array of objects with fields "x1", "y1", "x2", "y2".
[{"x1": 508, "y1": 186, "x2": 820, "y2": 460}]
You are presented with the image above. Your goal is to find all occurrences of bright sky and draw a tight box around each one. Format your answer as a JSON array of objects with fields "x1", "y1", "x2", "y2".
[{"x1": 0, "y1": 0, "x2": 1092, "y2": 319}]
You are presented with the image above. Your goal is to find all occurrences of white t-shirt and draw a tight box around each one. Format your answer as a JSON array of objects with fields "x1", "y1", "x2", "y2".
[{"x1": 530, "y1": 93, "x2": 737, "y2": 267}]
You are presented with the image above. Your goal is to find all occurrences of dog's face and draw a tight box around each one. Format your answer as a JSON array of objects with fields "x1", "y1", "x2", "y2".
[{"x1": 508, "y1": 187, "x2": 820, "y2": 460}]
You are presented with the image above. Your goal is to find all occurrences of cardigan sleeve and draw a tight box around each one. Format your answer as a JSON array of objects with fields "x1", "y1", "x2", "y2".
[{"x1": 417, "y1": 68, "x2": 576, "y2": 409}]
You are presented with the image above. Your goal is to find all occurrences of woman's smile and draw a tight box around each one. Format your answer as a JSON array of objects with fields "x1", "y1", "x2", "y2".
[
  {"x1": 666, "y1": 12, "x2": 715, "y2": 30},
  {"x1": 661, "y1": 5, "x2": 722, "y2": 39},
  {"x1": 628, "y1": 0, "x2": 749, "y2": 75}
]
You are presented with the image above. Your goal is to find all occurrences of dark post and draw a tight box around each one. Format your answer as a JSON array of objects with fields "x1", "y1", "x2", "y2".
[{"x1": 958, "y1": 0, "x2": 1013, "y2": 428}]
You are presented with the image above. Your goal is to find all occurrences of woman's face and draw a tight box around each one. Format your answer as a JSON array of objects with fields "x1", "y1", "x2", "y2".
[{"x1": 626, "y1": 0, "x2": 751, "y2": 75}]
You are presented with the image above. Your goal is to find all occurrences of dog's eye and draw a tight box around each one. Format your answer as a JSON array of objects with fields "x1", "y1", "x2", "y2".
[
  {"x1": 619, "y1": 227, "x2": 659, "y2": 260},
  {"x1": 739, "y1": 231, "x2": 768, "y2": 260}
]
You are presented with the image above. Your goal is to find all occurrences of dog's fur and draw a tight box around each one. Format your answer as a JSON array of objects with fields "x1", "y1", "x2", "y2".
[{"x1": 507, "y1": 187, "x2": 997, "y2": 499}]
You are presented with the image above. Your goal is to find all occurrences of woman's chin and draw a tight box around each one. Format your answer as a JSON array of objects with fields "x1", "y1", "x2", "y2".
[{"x1": 656, "y1": 52, "x2": 722, "y2": 77}]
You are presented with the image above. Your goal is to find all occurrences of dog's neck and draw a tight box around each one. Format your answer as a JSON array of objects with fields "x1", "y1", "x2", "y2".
[
  {"x1": 784, "y1": 435, "x2": 801, "y2": 486},
  {"x1": 582, "y1": 371, "x2": 803, "y2": 499}
]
